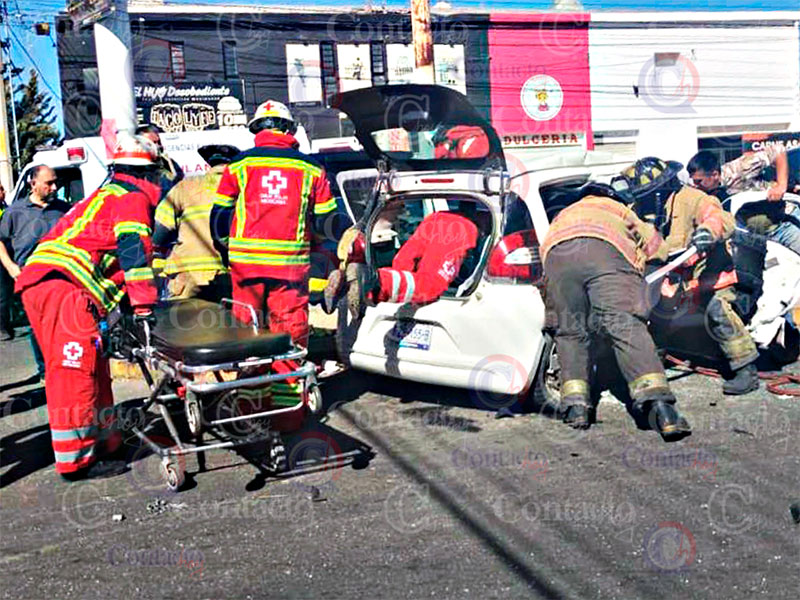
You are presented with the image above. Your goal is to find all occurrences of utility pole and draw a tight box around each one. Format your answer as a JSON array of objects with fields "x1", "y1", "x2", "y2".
[
  {"x1": 2, "y1": 3, "x2": 19, "y2": 174},
  {"x1": 0, "y1": 6, "x2": 13, "y2": 192},
  {"x1": 411, "y1": 0, "x2": 435, "y2": 84}
]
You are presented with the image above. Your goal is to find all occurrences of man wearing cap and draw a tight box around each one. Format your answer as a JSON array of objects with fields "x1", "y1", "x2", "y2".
[
  {"x1": 619, "y1": 157, "x2": 760, "y2": 395},
  {"x1": 211, "y1": 100, "x2": 338, "y2": 412},
  {"x1": 152, "y1": 144, "x2": 238, "y2": 301}
]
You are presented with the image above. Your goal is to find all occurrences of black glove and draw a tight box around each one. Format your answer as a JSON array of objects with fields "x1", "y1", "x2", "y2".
[{"x1": 691, "y1": 227, "x2": 716, "y2": 254}]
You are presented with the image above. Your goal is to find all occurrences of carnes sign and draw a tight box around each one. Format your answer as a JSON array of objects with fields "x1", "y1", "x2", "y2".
[{"x1": 742, "y1": 132, "x2": 800, "y2": 153}]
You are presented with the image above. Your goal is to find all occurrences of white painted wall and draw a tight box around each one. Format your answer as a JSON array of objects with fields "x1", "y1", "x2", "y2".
[{"x1": 589, "y1": 16, "x2": 800, "y2": 138}]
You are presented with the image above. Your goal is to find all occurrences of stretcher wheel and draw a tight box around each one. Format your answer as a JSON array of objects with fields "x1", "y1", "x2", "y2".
[
  {"x1": 161, "y1": 456, "x2": 185, "y2": 492},
  {"x1": 265, "y1": 432, "x2": 287, "y2": 474},
  {"x1": 307, "y1": 383, "x2": 323, "y2": 416},
  {"x1": 186, "y1": 398, "x2": 202, "y2": 436}
]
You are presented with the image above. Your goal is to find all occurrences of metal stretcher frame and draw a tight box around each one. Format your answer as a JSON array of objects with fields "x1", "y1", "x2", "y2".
[{"x1": 117, "y1": 317, "x2": 322, "y2": 492}]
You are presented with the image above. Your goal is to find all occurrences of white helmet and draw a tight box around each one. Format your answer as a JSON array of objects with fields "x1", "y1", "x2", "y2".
[
  {"x1": 111, "y1": 132, "x2": 160, "y2": 166},
  {"x1": 248, "y1": 99, "x2": 297, "y2": 135}
]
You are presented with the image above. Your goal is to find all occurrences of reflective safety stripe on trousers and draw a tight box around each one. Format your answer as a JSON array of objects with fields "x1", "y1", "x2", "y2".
[{"x1": 50, "y1": 424, "x2": 115, "y2": 469}]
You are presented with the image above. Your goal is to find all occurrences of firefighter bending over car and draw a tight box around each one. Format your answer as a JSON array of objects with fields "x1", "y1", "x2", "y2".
[
  {"x1": 618, "y1": 157, "x2": 760, "y2": 395},
  {"x1": 541, "y1": 180, "x2": 692, "y2": 441},
  {"x1": 15, "y1": 133, "x2": 163, "y2": 479},
  {"x1": 153, "y1": 144, "x2": 238, "y2": 302},
  {"x1": 210, "y1": 100, "x2": 338, "y2": 412}
]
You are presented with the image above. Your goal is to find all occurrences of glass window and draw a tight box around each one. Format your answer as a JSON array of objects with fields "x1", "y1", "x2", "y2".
[
  {"x1": 222, "y1": 41, "x2": 238, "y2": 79},
  {"x1": 371, "y1": 124, "x2": 489, "y2": 162},
  {"x1": 170, "y1": 42, "x2": 186, "y2": 81}
]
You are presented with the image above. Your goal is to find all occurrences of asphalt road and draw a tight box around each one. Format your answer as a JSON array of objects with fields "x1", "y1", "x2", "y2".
[{"x1": 1, "y1": 328, "x2": 799, "y2": 599}]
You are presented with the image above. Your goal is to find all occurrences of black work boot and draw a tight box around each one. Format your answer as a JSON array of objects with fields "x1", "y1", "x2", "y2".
[
  {"x1": 648, "y1": 401, "x2": 692, "y2": 442},
  {"x1": 322, "y1": 268, "x2": 345, "y2": 315},
  {"x1": 558, "y1": 397, "x2": 594, "y2": 430},
  {"x1": 346, "y1": 263, "x2": 377, "y2": 320},
  {"x1": 722, "y1": 363, "x2": 760, "y2": 396}
]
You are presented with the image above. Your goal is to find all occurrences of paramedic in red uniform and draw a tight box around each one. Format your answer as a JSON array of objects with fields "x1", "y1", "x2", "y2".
[
  {"x1": 364, "y1": 210, "x2": 477, "y2": 309},
  {"x1": 327, "y1": 205, "x2": 478, "y2": 318},
  {"x1": 16, "y1": 133, "x2": 162, "y2": 480},
  {"x1": 210, "y1": 100, "x2": 337, "y2": 409}
]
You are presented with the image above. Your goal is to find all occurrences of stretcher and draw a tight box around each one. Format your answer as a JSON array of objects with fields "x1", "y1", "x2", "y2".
[{"x1": 107, "y1": 298, "x2": 323, "y2": 492}]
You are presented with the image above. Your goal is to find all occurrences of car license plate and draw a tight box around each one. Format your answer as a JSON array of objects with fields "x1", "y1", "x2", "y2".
[{"x1": 395, "y1": 321, "x2": 432, "y2": 351}]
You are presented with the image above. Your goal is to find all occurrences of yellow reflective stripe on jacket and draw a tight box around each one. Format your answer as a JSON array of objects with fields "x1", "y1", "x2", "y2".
[
  {"x1": 58, "y1": 188, "x2": 113, "y2": 243},
  {"x1": 214, "y1": 193, "x2": 235, "y2": 208},
  {"x1": 314, "y1": 198, "x2": 337, "y2": 215},
  {"x1": 228, "y1": 251, "x2": 310, "y2": 266},
  {"x1": 229, "y1": 237, "x2": 309, "y2": 252},
  {"x1": 125, "y1": 266, "x2": 155, "y2": 282},
  {"x1": 162, "y1": 256, "x2": 226, "y2": 274},
  {"x1": 182, "y1": 204, "x2": 214, "y2": 221},
  {"x1": 100, "y1": 252, "x2": 117, "y2": 271},
  {"x1": 36, "y1": 240, "x2": 95, "y2": 271},
  {"x1": 114, "y1": 221, "x2": 151, "y2": 237},
  {"x1": 229, "y1": 157, "x2": 322, "y2": 179},
  {"x1": 26, "y1": 252, "x2": 124, "y2": 310},
  {"x1": 296, "y1": 170, "x2": 312, "y2": 241},
  {"x1": 154, "y1": 201, "x2": 177, "y2": 229},
  {"x1": 227, "y1": 156, "x2": 323, "y2": 241}
]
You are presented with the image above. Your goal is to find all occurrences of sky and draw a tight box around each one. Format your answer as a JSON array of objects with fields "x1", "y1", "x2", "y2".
[{"x1": 8, "y1": 0, "x2": 797, "y2": 137}]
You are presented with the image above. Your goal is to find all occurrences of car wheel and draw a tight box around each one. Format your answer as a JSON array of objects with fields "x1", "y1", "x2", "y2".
[{"x1": 528, "y1": 332, "x2": 561, "y2": 413}]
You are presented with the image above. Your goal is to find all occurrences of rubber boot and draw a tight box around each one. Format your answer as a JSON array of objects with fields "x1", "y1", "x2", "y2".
[
  {"x1": 722, "y1": 363, "x2": 760, "y2": 396},
  {"x1": 558, "y1": 396, "x2": 594, "y2": 430},
  {"x1": 648, "y1": 400, "x2": 692, "y2": 442}
]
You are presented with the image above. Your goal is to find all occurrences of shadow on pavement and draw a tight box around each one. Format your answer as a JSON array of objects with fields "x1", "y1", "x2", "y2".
[
  {"x1": 0, "y1": 423, "x2": 54, "y2": 488},
  {"x1": 0, "y1": 374, "x2": 41, "y2": 396}
]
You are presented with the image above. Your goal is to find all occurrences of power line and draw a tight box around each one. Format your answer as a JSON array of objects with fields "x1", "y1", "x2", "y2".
[{"x1": 6, "y1": 23, "x2": 62, "y2": 100}]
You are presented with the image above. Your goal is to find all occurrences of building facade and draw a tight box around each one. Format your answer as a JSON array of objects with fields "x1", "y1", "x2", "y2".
[{"x1": 56, "y1": 3, "x2": 800, "y2": 166}]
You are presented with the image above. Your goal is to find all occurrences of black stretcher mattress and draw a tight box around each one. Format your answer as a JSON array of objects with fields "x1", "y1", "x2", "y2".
[{"x1": 147, "y1": 299, "x2": 292, "y2": 366}]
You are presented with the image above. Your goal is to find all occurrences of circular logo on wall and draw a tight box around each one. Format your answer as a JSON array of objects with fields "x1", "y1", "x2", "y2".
[{"x1": 520, "y1": 75, "x2": 564, "y2": 121}]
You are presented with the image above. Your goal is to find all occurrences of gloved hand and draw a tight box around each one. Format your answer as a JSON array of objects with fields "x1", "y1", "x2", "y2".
[{"x1": 691, "y1": 227, "x2": 716, "y2": 254}]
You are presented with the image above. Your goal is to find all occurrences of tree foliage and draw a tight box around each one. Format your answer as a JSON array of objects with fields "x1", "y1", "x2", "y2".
[{"x1": 5, "y1": 69, "x2": 60, "y2": 178}]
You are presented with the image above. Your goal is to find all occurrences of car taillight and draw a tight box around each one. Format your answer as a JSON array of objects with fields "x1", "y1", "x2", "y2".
[
  {"x1": 486, "y1": 229, "x2": 542, "y2": 284},
  {"x1": 66, "y1": 146, "x2": 86, "y2": 163}
]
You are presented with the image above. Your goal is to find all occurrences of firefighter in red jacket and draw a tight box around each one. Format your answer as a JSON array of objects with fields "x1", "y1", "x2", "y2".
[
  {"x1": 16, "y1": 133, "x2": 162, "y2": 480},
  {"x1": 211, "y1": 100, "x2": 336, "y2": 409}
]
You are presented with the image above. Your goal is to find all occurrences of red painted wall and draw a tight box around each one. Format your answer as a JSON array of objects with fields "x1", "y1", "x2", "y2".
[{"x1": 488, "y1": 13, "x2": 593, "y2": 148}]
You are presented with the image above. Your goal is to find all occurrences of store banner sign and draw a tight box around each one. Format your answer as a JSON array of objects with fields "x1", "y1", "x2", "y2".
[
  {"x1": 501, "y1": 132, "x2": 585, "y2": 149},
  {"x1": 742, "y1": 132, "x2": 800, "y2": 153},
  {"x1": 135, "y1": 82, "x2": 246, "y2": 132},
  {"x1": 488, "y1": 13, "x2": 593, "y2": 148},
  {"x1": 286, "y1": 44, "x2": 323, "y2": 104}
]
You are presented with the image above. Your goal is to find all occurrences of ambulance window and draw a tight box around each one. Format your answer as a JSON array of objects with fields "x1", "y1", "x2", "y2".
[{"x1": 54, "y1": 167, "x2": 84, "y2": 205}]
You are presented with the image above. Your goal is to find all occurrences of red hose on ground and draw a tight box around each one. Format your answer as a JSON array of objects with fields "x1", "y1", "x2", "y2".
[{"x1": 665, "y1": 355, "x2": 800, "y2": 397}]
